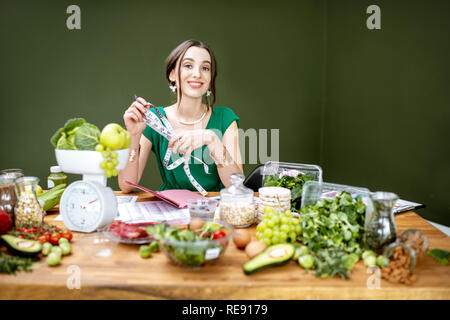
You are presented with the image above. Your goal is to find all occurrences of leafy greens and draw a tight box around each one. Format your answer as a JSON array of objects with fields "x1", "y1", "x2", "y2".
[
  {"x1": 51, "y1": 118, "x2": 100, "y2": 150},
  {"x1": 264, "y1": 173, "x2": 314, "y2": 211},
  {"x1": 298, "y1": 191, "x2": 366, "y2": 279}
]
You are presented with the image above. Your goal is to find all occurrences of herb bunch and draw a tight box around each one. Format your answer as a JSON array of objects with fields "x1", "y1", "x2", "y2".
[
  {"x1": 0, "y1": 252, "x2": 34, "y2": 274},
  {"x1": 298, "y1": 191, "x2": 366, "y2": 279}
]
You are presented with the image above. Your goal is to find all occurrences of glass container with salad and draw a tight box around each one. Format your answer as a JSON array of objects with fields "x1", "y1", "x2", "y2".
[{"x1": 147, "y1": 219, "x2": 233, "y2": 267}]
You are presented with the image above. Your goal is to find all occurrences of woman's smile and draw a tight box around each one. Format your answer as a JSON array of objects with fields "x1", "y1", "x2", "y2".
[{"x1": 188, "y1": 81, "x2": 203, "y2": 88}]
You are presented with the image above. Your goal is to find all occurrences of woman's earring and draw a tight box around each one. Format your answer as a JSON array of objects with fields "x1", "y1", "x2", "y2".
[
  {"x1": 206, "y1": 90, "x2": 211, "y2": 97},
  {"x1": 169, "y1": 82, "x2": 177, "y2": 93}
]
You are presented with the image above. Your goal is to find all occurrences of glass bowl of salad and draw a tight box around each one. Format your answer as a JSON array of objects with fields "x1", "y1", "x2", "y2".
[{"x1": 147, "y1": 219, "x2": 234, "y2": 268}]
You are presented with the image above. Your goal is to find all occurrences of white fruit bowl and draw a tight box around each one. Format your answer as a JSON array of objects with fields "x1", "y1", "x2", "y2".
[{"x1": 55, "y1": 149, "x2": 130, "y2": 175}]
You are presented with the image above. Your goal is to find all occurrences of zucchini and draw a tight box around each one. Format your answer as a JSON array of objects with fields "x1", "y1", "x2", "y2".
[{"x1": 37, "y1": 184, "x2": 66, "y2": 211}]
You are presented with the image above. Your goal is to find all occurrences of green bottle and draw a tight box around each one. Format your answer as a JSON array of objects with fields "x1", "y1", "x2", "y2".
[{"x1": 47, "y1": 166, "x2": 67, "y2": 189}]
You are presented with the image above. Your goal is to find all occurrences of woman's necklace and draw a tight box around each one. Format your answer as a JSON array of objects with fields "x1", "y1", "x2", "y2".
[{"x1": 177, "y1": 108, "x2": 207, "y2": 125}]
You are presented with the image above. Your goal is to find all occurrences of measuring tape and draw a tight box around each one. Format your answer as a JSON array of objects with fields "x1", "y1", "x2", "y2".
[{"x1": 143, "y1": 106, "x2": 210, "y2": 196}]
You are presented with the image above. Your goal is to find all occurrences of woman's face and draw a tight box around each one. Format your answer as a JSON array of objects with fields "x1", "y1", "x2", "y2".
[{"x1": 170, "y1": 46, "x2": 212, "y2": 100}]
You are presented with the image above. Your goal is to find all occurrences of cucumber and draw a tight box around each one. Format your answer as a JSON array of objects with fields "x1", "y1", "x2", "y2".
[{"x1": 37, "y1": 184, "x2": 66, "y2": 211}]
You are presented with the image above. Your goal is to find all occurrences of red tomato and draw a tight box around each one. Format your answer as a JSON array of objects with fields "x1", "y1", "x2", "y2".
[
  {"x1": 213, "y1": 230, "x2": 226, "y2": 239},
  {"x1": 61, "y1": 229, "x2": 73, "y2": 242},
  {"x1": 50, "y1": 233, "x2": 61, "y2": 245}
]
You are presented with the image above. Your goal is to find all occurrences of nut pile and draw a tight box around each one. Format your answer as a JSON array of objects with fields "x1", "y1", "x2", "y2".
[
  {"x1": 220, "y1": 202, "x2": 255, "y2": 227},
  {"x1": 381, "y1": 245, "x2": 417, "y2": 285},
  {"x1": 14, "y1": 194, "x2": 44, "y2": 227}
]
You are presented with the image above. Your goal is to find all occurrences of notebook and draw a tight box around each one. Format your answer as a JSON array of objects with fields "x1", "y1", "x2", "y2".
[{"x1": 124, "y1": 180, "x2": 205, "y2": 209}]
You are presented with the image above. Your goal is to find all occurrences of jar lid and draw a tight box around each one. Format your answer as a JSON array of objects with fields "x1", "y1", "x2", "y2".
[
  {"x1": 220, "y1": 173, "x2": 253, "y2": 199},
  {"x1": 50, "y1": 166, "x2": 62, "y2": 173},
  {"x1": 0, "y1": 169, "x2": 24, "y2": 182}
]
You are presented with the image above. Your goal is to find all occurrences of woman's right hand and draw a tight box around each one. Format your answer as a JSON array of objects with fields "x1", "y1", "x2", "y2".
[{"x1": 123, "y1": 97, "x2": 149, "y2": 137}]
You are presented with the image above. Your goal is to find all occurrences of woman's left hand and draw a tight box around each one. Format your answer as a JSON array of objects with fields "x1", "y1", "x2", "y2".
[{"x1": 168, "y1": 129, "x2": 216, "y2": 157}]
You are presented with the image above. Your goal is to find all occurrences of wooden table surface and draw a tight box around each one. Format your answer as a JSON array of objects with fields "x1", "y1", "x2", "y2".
[{"x1": 1, "y1": 191, "x2": 449, "y2": 300}]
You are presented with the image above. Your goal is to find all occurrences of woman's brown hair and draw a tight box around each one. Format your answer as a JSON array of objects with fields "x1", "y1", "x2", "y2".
[{"x1": 166, "y1": 40, "x2": 217, "y2": 110}]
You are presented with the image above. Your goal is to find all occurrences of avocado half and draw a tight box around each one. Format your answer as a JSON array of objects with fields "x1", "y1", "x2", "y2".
[
  {"x1": 1, "y1": 235, "x2": 42, "y2": 258},
  {"x1": 243, "y1": 243, "x2": 295, "y2": 275}
]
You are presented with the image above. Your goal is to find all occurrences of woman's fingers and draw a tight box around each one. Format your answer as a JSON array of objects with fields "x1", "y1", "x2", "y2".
[
  {"x1": 173, "y1": 136, "x2": 187, "y2": 154},
  {"x1": 132, "y1": 101, "x2": 147, "y2": 115},
  {"x1": 129, "y1": 108, "x2": 143, "y2": 122},
  {"x1": 124, "y1": 110, "x2": 138, "y2": 123},
  {"x1": 168, "y1": 132, "x2": 182, "y2": 148}
]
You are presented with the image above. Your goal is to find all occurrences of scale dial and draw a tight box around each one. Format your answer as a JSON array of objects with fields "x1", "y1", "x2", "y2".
[{"x1": 60, "y1": 180, "x2": 117, "y2": 233}]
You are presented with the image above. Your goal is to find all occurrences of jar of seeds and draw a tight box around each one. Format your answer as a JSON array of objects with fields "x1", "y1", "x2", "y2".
[
  {"x1": 14, "y1": 176, "x2": 44, "y2": 227},
  {"x1": 219, "y1": 173, "x2": 255, "y2": 228}
]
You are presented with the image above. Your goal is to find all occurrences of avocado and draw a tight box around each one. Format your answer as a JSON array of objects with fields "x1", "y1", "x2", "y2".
[
  {"x1": 1, "y1": 235, "x2": 42, "y2": 257},
  {"x1": 243, "y1": 243, "x2": 295, "y2": 275}
]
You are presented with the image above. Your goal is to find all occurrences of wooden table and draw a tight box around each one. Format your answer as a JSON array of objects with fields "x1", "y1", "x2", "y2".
[{"x1": 1, "y1": 191, "x2": 449, "y2": 300}]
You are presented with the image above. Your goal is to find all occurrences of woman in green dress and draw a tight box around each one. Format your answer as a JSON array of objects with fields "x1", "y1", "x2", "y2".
[{"x1": 118, "y1": 40, "x2": 243, "y2": 193}]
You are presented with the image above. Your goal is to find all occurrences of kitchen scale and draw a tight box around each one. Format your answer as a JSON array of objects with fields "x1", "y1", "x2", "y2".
[{"x1": 55, "y1": 149, "x2": 129, "y2": 233}]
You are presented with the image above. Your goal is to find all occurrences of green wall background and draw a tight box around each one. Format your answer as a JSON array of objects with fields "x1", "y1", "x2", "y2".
[{"x1": 1, "y1": 0, "x2": 449, "y2": 225}]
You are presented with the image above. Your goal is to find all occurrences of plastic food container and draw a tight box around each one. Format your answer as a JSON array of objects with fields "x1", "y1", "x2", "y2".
[
  {"x1": 158, "y1": 219, "x2": 233, "y2": 268},
  {"x1": 187, "y1": 198, "x2": 218, "y2": 220},
  {"x1": 261, "y1": 161, "x2": 323, "y2": 187},
  {"x1": 219, "y1": 173, "x2": 255, "y2": 228}
]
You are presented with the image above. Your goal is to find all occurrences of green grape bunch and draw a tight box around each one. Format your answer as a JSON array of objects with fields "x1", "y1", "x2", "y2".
[
  {"x1": 95, "y1": 123, "x2": 131, "y2": 178},
  {"x1": 96, "y1": 144, "x2": 120, "y2": 178},
  {"x1": 256, "y1": 206, "x2": 302, "y2": 247}
]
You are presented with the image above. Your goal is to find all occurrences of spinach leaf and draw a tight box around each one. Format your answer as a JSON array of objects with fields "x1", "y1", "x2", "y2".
[{"x1": 427, "y1": 248, "x2": 449, "y2": 265}]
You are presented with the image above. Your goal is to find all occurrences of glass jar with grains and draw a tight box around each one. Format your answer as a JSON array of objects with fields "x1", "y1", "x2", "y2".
[
  {"x1": 14, "y1": 176, "x2": 45, "y2": 227},
  {"x1": 219, "y1": 173, "x2": 255, "y2": 228}
]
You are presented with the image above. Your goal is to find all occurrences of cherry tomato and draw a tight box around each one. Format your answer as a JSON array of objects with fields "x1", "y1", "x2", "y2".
[
  {"x1": 61, "y1": 229, "x2": 73, "y2": 242},
  {"x1": 213, "y1": 230, "x2": 226, "y2": 239},
  {"x1": 37, "y1": 235, "x2": 49, "y2": 244},
  {"x1": 50, "y1": 233, "x2": 61, "y2": 245}
]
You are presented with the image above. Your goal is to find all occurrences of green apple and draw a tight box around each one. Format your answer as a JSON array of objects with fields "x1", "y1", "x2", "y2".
[
  {"x1": 100, "y1": 123, "x2": 127, "y2": 150},
  {"x1": 122, "y1": 130, "x2": 131, "y2": 149}
]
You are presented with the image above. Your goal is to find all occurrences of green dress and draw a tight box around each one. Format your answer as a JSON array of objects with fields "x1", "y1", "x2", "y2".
[{"x1": 142, "y1": 106, "x2": 240, "y2": 192}]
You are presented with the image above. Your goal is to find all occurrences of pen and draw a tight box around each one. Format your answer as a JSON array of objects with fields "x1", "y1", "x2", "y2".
[{"x1": 134, "y1": 94, "x2": 154, "y2": 108}]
